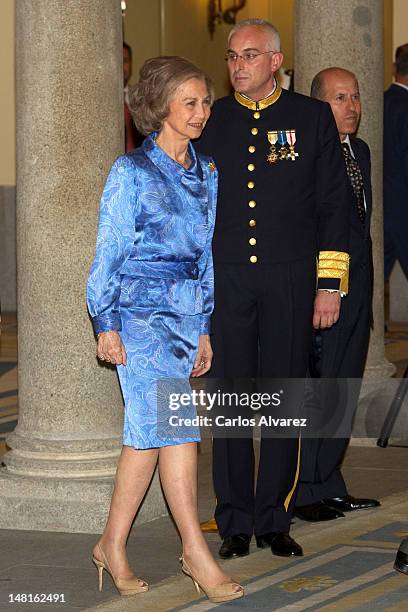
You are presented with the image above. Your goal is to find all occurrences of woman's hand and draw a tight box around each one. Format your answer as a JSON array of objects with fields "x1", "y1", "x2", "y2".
[
  {"x1": 97, "y1": 331, "x2": 127, "y2": 366},
  {"x1": 191, "y1": 334, "x2": 213, "y2": 377}
]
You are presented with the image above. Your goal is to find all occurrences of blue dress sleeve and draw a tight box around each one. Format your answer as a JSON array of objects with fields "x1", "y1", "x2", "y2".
[
  {"x1": 197, "y1": 160, "x2": 218, "y2": 335},
  {"x1": 87, "y1": 155, "x2": 139, "y2": 334}
]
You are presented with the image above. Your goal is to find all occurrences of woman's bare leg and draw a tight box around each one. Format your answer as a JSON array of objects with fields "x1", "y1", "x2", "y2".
[
  {"x1": 159, "y1": 442, "x2": 240, "y2": 589},
  {"x1": 93, "y1": 446, "x2": 158, "y2": 578}
]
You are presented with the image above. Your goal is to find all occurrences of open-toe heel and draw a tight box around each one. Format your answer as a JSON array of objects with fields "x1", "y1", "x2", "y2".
[
  {"x1": 179, "y1": 555, "x2": 244, "y2": 603},
  {"x1": 92, "y1": 544, "x2": 148, "y2": 597}
]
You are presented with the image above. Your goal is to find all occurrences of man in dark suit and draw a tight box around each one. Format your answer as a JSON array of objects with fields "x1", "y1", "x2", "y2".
[
  {"x1": 295, "y1": 68, "x2": 380, "y2": 522},
  {"x1": 384, "y1": 43, "x2": 408, "y2": 280},
  {"x1": 198, "y1": 20, "x2": 350, "y2": 559}
]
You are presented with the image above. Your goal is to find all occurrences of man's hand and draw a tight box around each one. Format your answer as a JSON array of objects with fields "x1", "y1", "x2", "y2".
[
  {"x1": 313, "y1": 291, "x2": 341, "y2": 329},
  {"x1": 97, "y1": 331, "x2": 127, "y2": 365}
]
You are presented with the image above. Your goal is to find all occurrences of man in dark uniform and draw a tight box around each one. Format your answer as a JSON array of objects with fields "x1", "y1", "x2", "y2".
[
  {"x1": 384, "y1": 43, "x2": 408, "y2": 280},
  {"x1": 198, "y1": 19, "x2": 350, "y2": 558},
  {"x1": 295, "y1": 68, "x2": 380, "y2": 522}
]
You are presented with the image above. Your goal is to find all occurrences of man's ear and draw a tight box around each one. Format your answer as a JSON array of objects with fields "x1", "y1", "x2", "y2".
[
  {"x1": 392, "y1": 61, "x2": 397, "y2": 79},
  {"x1": 271, "y1": 52, "x2": 284, "y2": 75}
]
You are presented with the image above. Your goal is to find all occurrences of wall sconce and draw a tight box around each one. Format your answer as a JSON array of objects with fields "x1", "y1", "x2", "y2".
[
  {"x1": 208, "y1": 0, "x2": 247, "y2": 39},
  {"x1": 121, "y1": 0, "x2": 126, "y2": 16}
]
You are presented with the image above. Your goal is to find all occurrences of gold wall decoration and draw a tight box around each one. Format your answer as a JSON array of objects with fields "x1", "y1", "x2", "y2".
[{"x1": 208, "y1": 0, "x2": 247, "y2": 39}]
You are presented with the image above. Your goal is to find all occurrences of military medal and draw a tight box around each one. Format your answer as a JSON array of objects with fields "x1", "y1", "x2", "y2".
[
  {"x1": 286, "y1": 129, "x2": 299, "y2": 161},
  {"x1": 267, "y1": 129, "x2": 300, "y2": 164},
  {"x1": 208, "y1": 161, "x2": 216, "y2": 172},
  {"x1": 278, "y1": 130, "x2": 288, "y2": 160},
  {"x1": 267, "y1": 130, "x2": 279, "y2": 164}
]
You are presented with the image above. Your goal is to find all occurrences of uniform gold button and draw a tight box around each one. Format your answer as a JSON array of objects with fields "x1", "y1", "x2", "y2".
[
  {"x1": 251, "y1": 127, "x2": 258, "y2": 135},
  {"x1": 247, "y1": 181, "x2": 255, "y2": 189},
  {"x1": 250, "y1": 255, "x2": 258, "y2": 264},
  {"x1": 249, "y1": 219, "x2": 256, "y2": 227},
  {"x1": 248, "y1": 200, "x2": 256, "y2": 208},
  {"x1": 248, "y1": 145, "x2": 256, "y2": 153},
  {"x1": 253, "y1": 111, "x2": 261, "y2": 119},
  {"x1": 249, "y1": 237, "x2": 257, "y2": 246},
  {"x1": 248, "y1": 163, "x2": 255, "y2": 171}
]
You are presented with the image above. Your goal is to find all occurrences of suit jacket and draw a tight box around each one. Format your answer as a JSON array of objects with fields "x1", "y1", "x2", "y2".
[
  {"x1": 384, "y1": 84, "x2": 408, "y2": 224},
  {"x1": 198, "y1": 88, "x2": 349, "y2": 287},
  {"x1": 346, "y1": 136, "x2": 373, "y2": 321}
]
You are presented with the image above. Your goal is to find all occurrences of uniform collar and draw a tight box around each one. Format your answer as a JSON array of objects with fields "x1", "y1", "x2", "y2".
[{"x1": 234, "y1": 81, "x2": 282, "y2": 110}]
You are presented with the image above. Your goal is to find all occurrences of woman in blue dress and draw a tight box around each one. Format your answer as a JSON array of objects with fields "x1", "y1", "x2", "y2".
[{"x1": 87, "y1": 56, "x2": 243, "y2": 603}]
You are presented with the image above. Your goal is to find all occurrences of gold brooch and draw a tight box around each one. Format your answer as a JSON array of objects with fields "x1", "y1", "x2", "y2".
[{"x1": 208, "y1": 161, "x2": 216, "y2": 172}]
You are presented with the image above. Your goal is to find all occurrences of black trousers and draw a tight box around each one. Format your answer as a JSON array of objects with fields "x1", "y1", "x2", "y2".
[
  {"x1": 384, "y1": 217, "x2": 408, "y2": 281},
  {"x1": 211, "y1": 258, "x2": 315, "y2": 537},
  {"x1": 296, "y1": 291, "x2": 371, "y2": 506}
]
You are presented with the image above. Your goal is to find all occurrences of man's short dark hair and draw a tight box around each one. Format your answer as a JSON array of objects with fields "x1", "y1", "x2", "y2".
[
  {"x1": 123, "y1": 42, "x2": 132, "y2": 60},
  {"x1": 396, "y1": 43, "x2": 408, "y2": 76},
  {"x1": 310, "y1": 67, "x2": 358, "y2": 101},
  {"x1": 310, "y1": 72, "x2": 326, "y2": 100}
]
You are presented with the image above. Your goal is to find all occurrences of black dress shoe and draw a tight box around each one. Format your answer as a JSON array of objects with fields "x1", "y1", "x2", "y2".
[
  {"x1": 394, "y1": 550, "x2": 408, "y2": 575},
  {"x1": 295, "y1": 501, "x2": 344, "y2": 522},
  {"x1": 394, "y1": 543, "x2": 408, "y2": 575},
  {"x1": 219, "y1": 534, "x2": 250, "y2": 559},
  {"x1": 256, "y1": 532, "x2": 303, "y2": 557},
  {"x1": 323, "y1": 495, "x2": 381, "y2": 512}
]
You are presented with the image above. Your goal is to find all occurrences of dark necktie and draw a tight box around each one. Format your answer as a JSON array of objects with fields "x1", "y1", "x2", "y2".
[{"x1": 342, "y1": 142, "x2": 366, "y2": 223}]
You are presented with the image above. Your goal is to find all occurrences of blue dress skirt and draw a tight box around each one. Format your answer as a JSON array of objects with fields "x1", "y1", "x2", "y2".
[{"x1": 87, "y1": 135, "x2": 217, "y2": 449}]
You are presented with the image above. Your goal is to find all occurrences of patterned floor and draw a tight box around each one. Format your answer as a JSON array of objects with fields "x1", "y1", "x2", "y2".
[{"x1": 85, "y1": 492, "x2": 408, "y2": 611}]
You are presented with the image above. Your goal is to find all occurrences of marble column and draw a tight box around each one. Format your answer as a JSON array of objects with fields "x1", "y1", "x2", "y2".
[
  {"x1": 294, "y1": 0, "x2": 394, "y2": 382},
  {"x1": 0, "y1": 0, "x2": 165, "y2": 532}
]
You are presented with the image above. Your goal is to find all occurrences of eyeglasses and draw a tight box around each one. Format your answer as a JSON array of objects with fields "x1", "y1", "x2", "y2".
[{"x1": 224, "y1": 50, "x2": 278, "y2": 63}]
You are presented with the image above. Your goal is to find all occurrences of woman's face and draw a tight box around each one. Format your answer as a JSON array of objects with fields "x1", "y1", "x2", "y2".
[{"x1": 162, "y1": 78, "x2": 212, "y2": 140}]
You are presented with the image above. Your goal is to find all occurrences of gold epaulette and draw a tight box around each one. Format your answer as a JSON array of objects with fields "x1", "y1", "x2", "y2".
[{"x1": 317, "y1": 251, "x2": 350, "y2": 295}]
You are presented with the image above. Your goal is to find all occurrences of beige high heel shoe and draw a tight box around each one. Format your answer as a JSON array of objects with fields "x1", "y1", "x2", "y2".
[
  {"x1": 92, "y1": 544, "x2": 148, "y2": 597},
  {"x1": 180, "y1": 556, "x2": 244, "y2": 603}
]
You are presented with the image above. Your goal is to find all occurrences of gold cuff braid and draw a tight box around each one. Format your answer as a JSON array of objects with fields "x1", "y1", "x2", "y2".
[{"x1": 317, "y1": 251, "x2": 350, "y2": 295}]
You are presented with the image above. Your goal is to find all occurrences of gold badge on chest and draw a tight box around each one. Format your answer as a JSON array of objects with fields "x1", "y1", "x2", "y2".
[{"x1": 267, "y1": 130, "x2": 299, "y2": 164}]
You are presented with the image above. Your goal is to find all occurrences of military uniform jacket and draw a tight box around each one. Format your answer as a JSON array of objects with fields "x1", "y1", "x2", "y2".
[{"x1": 199, "y1": 87, "x2": 350, "y2": 287}]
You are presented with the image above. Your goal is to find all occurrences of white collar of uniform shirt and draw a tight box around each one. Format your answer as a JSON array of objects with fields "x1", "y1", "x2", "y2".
[
  {"x1": 394, "y1": 81, "x2": 408, "y2": 92},
  {"x1": 239, "y1": 79, "x2": 277, "y2": 102},
  {"x1": 343, "y1": 134, "x2": 367, "y2": 210}
]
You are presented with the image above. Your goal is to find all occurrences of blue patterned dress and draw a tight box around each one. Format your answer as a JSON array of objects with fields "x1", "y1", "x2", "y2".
[{"x1": 87, "y1": 134, "x2": 217, "y2": 449}]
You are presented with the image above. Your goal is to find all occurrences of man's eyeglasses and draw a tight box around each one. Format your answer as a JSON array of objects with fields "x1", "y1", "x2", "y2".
[{"x1": 224, "y1": 50, "x2": 278, "y2": 63}]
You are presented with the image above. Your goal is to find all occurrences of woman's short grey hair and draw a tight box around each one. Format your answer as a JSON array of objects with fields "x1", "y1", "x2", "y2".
[
  {"x1": 129, "y1": 56, "x2": 214, "y2": 136},
  {"x1": 228, "y1": 18, "x2": 281, "y2": 52}
]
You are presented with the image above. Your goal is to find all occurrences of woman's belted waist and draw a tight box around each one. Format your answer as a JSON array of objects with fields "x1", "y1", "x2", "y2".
[{"x1": 121, "y1": 260, "x2": 199, "y2": 280}]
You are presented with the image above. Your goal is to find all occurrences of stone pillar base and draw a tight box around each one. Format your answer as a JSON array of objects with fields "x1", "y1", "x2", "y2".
[
  {"x1": 0, "y1": 469, "x2": 167, "y2": 533},
  {"x1": 4, "y1": 432, "x2": 122, "y2": 479}
]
